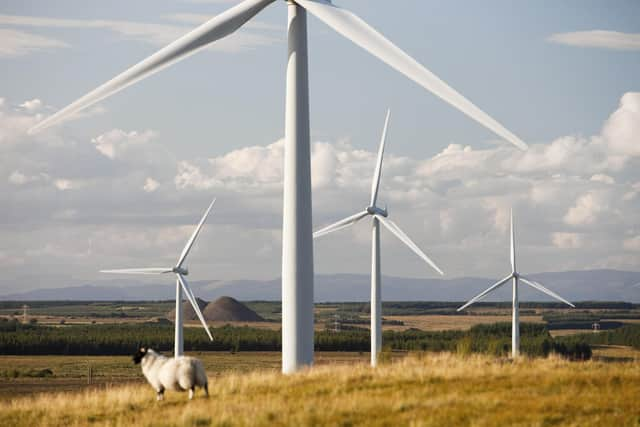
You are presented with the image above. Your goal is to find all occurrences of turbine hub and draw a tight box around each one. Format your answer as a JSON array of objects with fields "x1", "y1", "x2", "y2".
[
  {"x1": 173, "y1": 267, "x2": 189, "y2": 276},
  {"x1": 366, "y1": 206, "x2": 388, "y2": 217}
]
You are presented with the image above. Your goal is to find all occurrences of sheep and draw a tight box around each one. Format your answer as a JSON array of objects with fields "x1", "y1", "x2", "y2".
[{"x1": 133, "y1": 347, "x2": 208, "y2": 401}]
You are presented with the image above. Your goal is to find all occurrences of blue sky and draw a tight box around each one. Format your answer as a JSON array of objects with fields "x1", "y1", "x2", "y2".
[
  {"x1": 0, "y1": 0, "x2": 638, "y2": 293},
  {"x1": 2, "y1": 0, "x2": 639, "y2": 155}
]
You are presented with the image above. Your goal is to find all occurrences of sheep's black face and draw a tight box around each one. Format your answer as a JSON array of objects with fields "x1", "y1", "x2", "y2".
[{"x1": 133, "y1": 347, "x2": 147, "y2": 364}]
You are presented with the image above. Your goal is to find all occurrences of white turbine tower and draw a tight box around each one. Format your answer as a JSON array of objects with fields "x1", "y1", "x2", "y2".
[
  {"x1": 101, "y1": 199, "x2": 216, "y2": 358},
  {"x1": 314, "y1": 110, "x2": 444, "y2": 367},
  {"x1": 457, "y1": 209, "x2": 574, "y2": 358},
  {"x1": 28, "y1": 0, "x2": 527, "y2": 373}
]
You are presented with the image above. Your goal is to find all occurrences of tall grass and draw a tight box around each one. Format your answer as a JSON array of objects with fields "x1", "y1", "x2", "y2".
[{"x1": 2, "y1": 353, "x2": 638, "y2": 426}]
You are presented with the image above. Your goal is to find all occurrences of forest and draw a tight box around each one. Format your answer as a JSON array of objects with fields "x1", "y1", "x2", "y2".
[{"x1": 0, "y1": 318, "x2": 593, "y2": 359}]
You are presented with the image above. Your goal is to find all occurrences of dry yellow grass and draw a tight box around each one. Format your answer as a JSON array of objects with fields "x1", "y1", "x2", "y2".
[{"x1": 2, "y1": 353, "x2": 638, "y2": 427}]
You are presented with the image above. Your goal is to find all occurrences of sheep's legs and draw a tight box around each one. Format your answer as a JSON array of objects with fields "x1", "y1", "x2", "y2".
[
  {"x1": 189, "y1": 387, "x2": 194, "y2": 400},
  {"x1": 204, "y1": 383, "x2": 209, "y2": 397},
  {"x1": 156, "y1": 389, "x2": 164, "y2": 401}
]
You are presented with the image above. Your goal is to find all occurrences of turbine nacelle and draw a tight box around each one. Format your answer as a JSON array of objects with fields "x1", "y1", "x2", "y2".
[
  {"x1": 172, "y1": 266, "x2": 189, "y2": 276},
  {"x1": 366, "y1": 205, "x2": 388, "y2": 217}
]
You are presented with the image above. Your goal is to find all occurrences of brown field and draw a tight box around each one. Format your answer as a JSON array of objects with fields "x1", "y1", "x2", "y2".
[
  {"x1": 2, "y1": 353, "x2": 638, "y2": 427},
  {"x1": 186, "y1": 314, "x2": 548, "y2": 332},
  {"x1": 382, "y1": 314, "x2": 544, "y2": 331},
  {"x1": 591, "y1": 345, "x2": 640, "y2": 362},
  {"x1": 184, "y1": 320, "x2": 282, "y2": 330},
  {"x1": 548, "y1": 329, "x2": 592, "y2": 337}
]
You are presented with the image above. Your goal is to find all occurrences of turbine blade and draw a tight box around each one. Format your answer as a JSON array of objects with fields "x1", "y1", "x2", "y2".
[
  {"x1": 177, "y1": 274, "x2": 213, "y2": 341},
  {"x1": 295, "y1": 0, "x2": 527, "y2": 150},
  {"x1": 100, "y1": 268, "x2": 173, "y2": 275},
  {"x1": 28, "y1": 0, "x2": 276, "y2": 134},
  {"x1": 457, "y1": 274, "x2": 513, "y2": 311},
  {"x1": 375, "y1": 214, "x2": 444, "y2": 275},
  {"x1": 370, "y1": 109, "x2": 391, "y2": 207},
  {"x1": 510, "y1": 208, "x2": 516, "y2": 272},
  {"x1": 313, "y1": 210, "x2": 368, "y2": 239},
  {"x1": 519, "y1": 276, "x2": 575, "y2": 308},
  {"x1": 177, "y1": 198, "x2": 216, "y2": 268}
]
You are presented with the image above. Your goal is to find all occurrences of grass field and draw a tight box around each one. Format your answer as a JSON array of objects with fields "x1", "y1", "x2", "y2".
[
  {"x1": 1, "y1": 353, "x2": 638, "y2": 426},
  {"x1": 0, "y1": 352, "x2": 372, "y2": 398}
]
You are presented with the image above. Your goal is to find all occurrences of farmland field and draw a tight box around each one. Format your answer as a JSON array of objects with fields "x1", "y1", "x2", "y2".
[
  {"x1": 0, "y1": 352, "x2": 374, "y2": 398},
  {"x1": 2, "y1": 344, "x2": 638, "y2": 400},
  {"x1": 2, "y1": 353, "x2": 639, "y2": 426},
  {"x1": 1, "y1": 300, "x2": 639, "y2": 425},
  {"x1": 382, "y1": 314, "x2": 544, "y2": 331}
]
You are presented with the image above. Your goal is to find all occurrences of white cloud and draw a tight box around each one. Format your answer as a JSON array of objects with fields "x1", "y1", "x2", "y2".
[
  {"x1": 590, "y1": 174, "x2": 615, "y2": 185},
  {"x1": 19, "y1": 99, "x2": 43, "y2": 112},
  {"x1": 0, "y1": 13, "x2": 281, "y2": 54},
  {"x1": 0, "y1": 28, "x2": 68, "y2": 57},
  {"x1": 208, "y1": 139, "x2": 284, "y2": 186},
  {"x1": 143, "y1": 177, "x2": 160, "y2": 193},
  {"x1": 552, "y1": 232, "x2": 583, "y2": 249},
  {"x1": 601, "y1": 92, "x2": 640, "y2": 157},
  {"x1": 8, "y1": 171, "x2": 30, "y2": 185},
  {"x1": 165, "y1": 13, "x2": 280, "y2": 31},
  {"x1": 547, "y1": 31, "x2": 640, "y2": 51},
  {"x1": 54, "y1": 178, "x2": 81, "y2": 191},
  {"x1": 1, "y1": 91, "x2": 639, "y2": 285},
  {"x1": 91, "y1": 129, "x2": 156, "y2": 159},
  {"x1": 175, "y1": 160, "x2": 221, "y2": 190},
  {"x1": 563, "y1": 192, "x2": 607, "y2": 226},
  {"x1": 8, "y1": 170, "x2": 48, "y2": 185}
]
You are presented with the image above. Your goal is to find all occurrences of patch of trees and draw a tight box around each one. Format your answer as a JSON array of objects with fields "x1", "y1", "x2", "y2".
[
  {"x1": 567, "y1": 324, "x2": 640, "y2": 350},
  {"x1": 543, "y1": 311, "x2": 640, "y2": 322},
  {"x1": 547, "y1": 321, "x2": 625, "y2": 331},
  {"x1": 384, "y1": 323, "x2": 590, "y2": 359},
  {"x1": 0, "y1": 318, "x2": 591, "y2": 359}
]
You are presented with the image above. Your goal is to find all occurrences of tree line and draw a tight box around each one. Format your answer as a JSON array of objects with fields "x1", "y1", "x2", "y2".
[
  {"x1": 569, "y1": 324, "x2": 640, "y2": 350},
  {"x1": 0, "y1": 318, "x2": 592, "y2": 359}
]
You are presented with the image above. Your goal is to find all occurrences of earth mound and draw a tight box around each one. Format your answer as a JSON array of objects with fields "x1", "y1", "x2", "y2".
[
  {"x1": 166, "y1": 297, "x2": 208, "y2": 321},
  {"x1": 202, "y1": 296, "x2": 265, "y2": 322}
]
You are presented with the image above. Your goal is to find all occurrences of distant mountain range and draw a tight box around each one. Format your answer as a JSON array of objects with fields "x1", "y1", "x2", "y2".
[{"x1": 1, "y1": 269, "x2": 639, "y2": 302}]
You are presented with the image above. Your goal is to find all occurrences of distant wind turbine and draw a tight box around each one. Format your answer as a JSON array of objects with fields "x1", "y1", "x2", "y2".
[
  {"x1": 457, "y1": 209, "x2": 574, "y2": 357},
  {"x1": 101, "y1": 198, "x2": 216, "y2": 358},
  {"x1": 29, "y1": 0, "x2": 527, "y2": 373},
  {"x1": 314, "y1": 110, "x2": 444, "y2": 367}
]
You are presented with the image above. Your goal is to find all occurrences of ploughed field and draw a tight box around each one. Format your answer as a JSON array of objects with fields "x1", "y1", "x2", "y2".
[{"x1": 2, "y1": 353, "x2": 639, "y2": 427}]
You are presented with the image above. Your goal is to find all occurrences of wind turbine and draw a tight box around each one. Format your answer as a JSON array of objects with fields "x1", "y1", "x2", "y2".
[
  {"x1": 457, "y1": 209, "x2": 574, "y2": 358},
  {"x1": 314, "y1": 110, "x2": 444, "y2": 367},
  {"x1": 28, "y1": 0, "x2": 528, "y2": 373},
  {"x1": 101, "y1": 198, "x2": 216, "y2": 358}
]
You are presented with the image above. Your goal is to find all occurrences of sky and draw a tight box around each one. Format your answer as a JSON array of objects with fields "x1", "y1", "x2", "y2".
[{"x1": 0, "y1": 0, "x2": 639, "y2": 293}]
